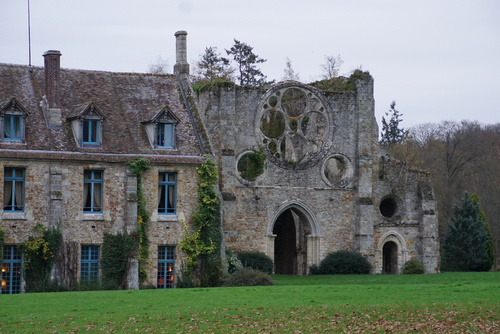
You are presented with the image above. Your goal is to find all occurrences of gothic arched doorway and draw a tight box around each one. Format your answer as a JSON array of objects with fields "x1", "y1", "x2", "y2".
[
  {"x1": 383, "y1": 241, "x2": 398, "y2": 274},
  {"x1": 273, "y1": 208, "x2": 311, "y2": 275}
]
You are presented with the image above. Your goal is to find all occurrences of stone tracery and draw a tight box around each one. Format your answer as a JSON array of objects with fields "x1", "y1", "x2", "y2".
[{"x1": 257, "y1": 84, "x2": 331, "y2": 170}]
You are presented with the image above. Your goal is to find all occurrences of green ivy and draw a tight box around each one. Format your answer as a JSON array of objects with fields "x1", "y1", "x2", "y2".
[
  {"x1": 23, "y1": 224, "x2": 62, "y2": 292},
  {"x1": 0, "y1": 227, "x2": 4, "y2": 268},
  {"x1": 128, "y1": 157, "x2": 151, "y2": 282},
  {"x1": 237, "y1": 148, "x2": 266, "y2": 181},
  {"x1": 309, "y1": 70, "x2": 371, "y2": 93},
  {"x1": 180, "y1": 156, "x2": 223, "y2": 287},
  {"x1": 192, "y1": 78, "x2": 235, "y2": 95},
  {"x1": 101, "y1": 232, "x2": 137, "y2": 290}
]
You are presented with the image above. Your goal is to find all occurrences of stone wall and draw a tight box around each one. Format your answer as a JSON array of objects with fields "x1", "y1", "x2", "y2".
[
  {"x1": 0, "y1": 158, "x2": 200, "y2": 288},
  {"x1": 196, "y1": 74, "x2": 439, "y2": 274}
]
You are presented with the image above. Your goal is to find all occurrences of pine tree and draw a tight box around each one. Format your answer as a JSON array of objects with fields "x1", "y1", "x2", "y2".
[
  {"x1": 195, "y1": 47, "x2": 233, "y2": 81},
  {"x1": 442, "y1": 192, "x2": 493, "y2": 271},
  {"x1": 380, "y1": 101, "x2": 409, "y2": 145},
  {"x1": 225, "y1": 39, "x2": 267, "y2": 86}
]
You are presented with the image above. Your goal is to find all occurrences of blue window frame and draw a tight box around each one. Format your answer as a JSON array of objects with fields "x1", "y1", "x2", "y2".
[
  {"x1": 3, "y1": 114, "x2": 23, "y2": 141},
  {"x1": 83, "y1": 170, "x2": 103, "y2": 213},
  {"x1": 3, "y1": 167, "x2": 25, "y2": 212},
  {"x1": 81, "y1": 245, "x2": 100, "y2": 283},
  {"x1": 1, "y1": 245, "x2": 22, "y2": 294},
  {"x1": 158, "y1": 172, "x2": 176, "y2": 214},
  {"x1": 156, "y1": 123, "x2": 174, "y2": 148},
  {"x1": 157, "y1": 246, "x2": 175, "y2": 289},
  {"x1": 82, "y1": 119, "x2": 100, "y2": 145}
]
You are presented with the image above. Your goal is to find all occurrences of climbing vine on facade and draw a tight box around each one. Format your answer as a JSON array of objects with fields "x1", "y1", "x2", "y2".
[
  {"x1": 0, "y1": 226, "x2": 4, "y2": 267},
  {"x1": 180, "y1": 156, "x2": 223, "y2": 287},
  {"x1": 22, "y1": 224, "x2": 62, "y2": 292},
  {"x1": 101, "y1": 232, "x2": 137, "y2": 289},
  {"x1": 128, "y1": 157, "x2": 151, "y2": 281}
]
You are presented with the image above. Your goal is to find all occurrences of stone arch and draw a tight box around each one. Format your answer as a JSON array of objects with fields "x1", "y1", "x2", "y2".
[
  {"x1": 266, "y1": 201, "x2": 321, "y2": 275},
  {"x1": 377, "y1": 231, "x2": 408, "y2": 274}
]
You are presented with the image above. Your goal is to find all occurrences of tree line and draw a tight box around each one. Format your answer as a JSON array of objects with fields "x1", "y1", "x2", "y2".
[{"x1": 381, "y1": 105, "x2": 499, "y2": 271}]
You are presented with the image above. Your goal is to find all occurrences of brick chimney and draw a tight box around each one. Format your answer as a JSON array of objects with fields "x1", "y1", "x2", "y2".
[
  {"x1": 43, "y1": 50, "x2": 62, "y2": 108},
  {"x1": 42, "y1": 50, "x2": 62, "y2": 127},
  {"x1": 174, "y1": 31, "x2": 189, "y2": 75}
]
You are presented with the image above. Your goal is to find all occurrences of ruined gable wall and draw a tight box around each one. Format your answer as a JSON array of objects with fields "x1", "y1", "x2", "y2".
[
  {"x1": 197, "y1": 75, "x2": 439, "y2": 274},
  {"x1": 196, "y1": 80, "x2": 374, "y2": 260}
]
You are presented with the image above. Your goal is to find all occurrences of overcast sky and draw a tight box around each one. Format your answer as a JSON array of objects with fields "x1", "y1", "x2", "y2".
[{"x1": 1, "y1": 0, "x2": 499, "y2": 128}]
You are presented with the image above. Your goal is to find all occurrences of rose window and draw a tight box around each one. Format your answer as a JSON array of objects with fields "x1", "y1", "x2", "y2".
[{"x1": 257, "y1": 85, "x2": 331, "y2": 169}]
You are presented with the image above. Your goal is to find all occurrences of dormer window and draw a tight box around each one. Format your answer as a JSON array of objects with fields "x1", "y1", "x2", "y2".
[
  {"x1": 4, "y1": 115, "x2": 22, "y2": 141},
  {"x1": 0, "y1": 98, "x2": 30, "y2": 144},
  {"x1": 67, "y1": 102, "x2": 107, "y2": 148},
  {"x1": 82, "y1": 119, "x2": 100, "y2": 145},
  {"x1": 142, "y1": 106, "x2": 180, "y2": 149},
  {"x1": 157, "y1": 122, "x2": 174, "y2": 148}
]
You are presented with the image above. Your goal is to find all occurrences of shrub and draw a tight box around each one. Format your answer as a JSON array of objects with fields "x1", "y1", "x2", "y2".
[
  {"x1": 315, "y1": 250, "x2": 371, "y2": 274},
  {"x1": 23, "y1": 225, "x2": 62, "y2": 292},
  {"x1": 309, "y1": 264, "x2": 320, "y2": 275},
  {"x1": 237, "y1": 252, "x2": 273, "y2": 274},
  {"x1": 222, "y1": 268, "x2": 274, "y2": 287},
  {"x1": 403, "y1": 258, "x2": 424, "y2": 274},
  {"x1": 226, "y1": 250, "x2": 243, "y2": 274}
]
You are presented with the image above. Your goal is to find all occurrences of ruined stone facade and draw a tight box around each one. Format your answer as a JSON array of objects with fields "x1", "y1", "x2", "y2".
[
  {"x1": 195, "y1": 75, "x2": 439, "y2": 275},
  {"x1": 0, "y1": 31, "x2": 439, "y2": 293}
]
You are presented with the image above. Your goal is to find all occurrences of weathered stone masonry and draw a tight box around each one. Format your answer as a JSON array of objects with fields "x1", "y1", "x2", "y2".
[
  {"x1": 195, "y1": 62, "x2": 439, "y2": 275},
  {"x1": 0, "y1": 31, "x2": 439, "y2": 294},
  {"x1": 0, "y1": 42, "x2": 205, "y2": 292}
]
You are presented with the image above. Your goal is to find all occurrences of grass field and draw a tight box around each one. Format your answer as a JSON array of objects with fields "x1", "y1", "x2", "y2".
[{"x1": 1, "y1": 272, "x2": 498, "y2": 333}]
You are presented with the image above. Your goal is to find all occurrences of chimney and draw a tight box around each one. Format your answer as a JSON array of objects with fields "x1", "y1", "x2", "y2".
[
  {"x1": 174, "y1": 31, "x2": 189, "y2": 75},
  {"x1": 43, "y1": 50, "x2": 62, "y2": 108},
  {"x1": 42, "y1": 50, "x2": 62, "y2": 127}
]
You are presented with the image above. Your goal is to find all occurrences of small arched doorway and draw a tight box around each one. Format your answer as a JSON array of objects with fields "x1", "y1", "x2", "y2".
[
  {"x1": 383, "y1": 241, "x2": 398, "y2": 274},
  {"x1": 273, "y1": 208, "x2": 311, "y2": 275}
]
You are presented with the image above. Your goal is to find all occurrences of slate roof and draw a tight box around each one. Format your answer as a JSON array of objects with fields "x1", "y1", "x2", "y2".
[{"x1": 0, "y1": 63, "x2": 204, "y2": 164}]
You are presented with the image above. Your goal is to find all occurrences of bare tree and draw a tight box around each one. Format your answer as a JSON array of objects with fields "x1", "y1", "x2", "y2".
[
  {"x1": 148, "y1": 55, "x2": 169, "y2": 74},
  {"x1": 406, "y1": 121, "x2": 498, "y2": 244},
  {"x1": 320, "y1": 55, "x2": 343, "y2": 80},
  {"x1": 281, "y1": 57, "x2": 300, "y2": 81}
]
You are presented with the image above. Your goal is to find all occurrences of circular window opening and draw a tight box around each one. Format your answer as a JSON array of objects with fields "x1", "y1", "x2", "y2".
[
  {"x1": 237, "y1": 151, "x2": 266, "y2": 181},
  {"x1": 380, "y1": 198, "x2": 397, "y2": 218}
]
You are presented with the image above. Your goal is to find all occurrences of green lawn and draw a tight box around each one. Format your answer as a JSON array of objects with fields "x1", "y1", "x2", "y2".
[{"x1": 1, "y1": 272, "x2": 498, "y2": 333}]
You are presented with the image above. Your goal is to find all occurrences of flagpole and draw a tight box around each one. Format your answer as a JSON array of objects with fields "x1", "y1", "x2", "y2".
[{"x1": 28, "y1": 0, "x2": 32, "y2": 67}]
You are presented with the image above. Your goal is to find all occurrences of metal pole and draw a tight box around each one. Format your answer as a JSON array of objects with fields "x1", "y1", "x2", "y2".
[{"x1": 28, "y1": 0, "x2": 32, "y2": 67}]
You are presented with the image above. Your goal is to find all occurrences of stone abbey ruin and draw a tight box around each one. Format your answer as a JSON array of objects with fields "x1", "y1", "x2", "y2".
[{"x1": 0, "y1": 31, "x2": 439, "y2": 293}]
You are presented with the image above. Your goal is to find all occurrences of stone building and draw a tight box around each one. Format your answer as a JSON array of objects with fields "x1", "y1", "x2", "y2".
[
  {"x1": 0, "y1": 31, "x2": 439, "y2": 293},
  {"x1": 187, "y1": 35, "x2": 439, "y2": 276},
  {"x1": 0, "y1": 39, "x2": 206, "y2": 293}
]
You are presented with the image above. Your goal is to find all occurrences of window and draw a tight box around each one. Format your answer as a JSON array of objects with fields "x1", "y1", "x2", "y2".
[
  {"x1": 0, "y1": 97, "x2": 29, "y2": 143},
  {"x1": 67, "y1": 102, "x2": 106, "y2": 148},
  {"x1": 158, "y1": 172, "x2": 176, "y2": 214},
  {"x1": 3, "y1": 167, "x2": 25, "y2": 212},
  {"x1": 157, "y1": 246, "x2": 175, "y2": 288},
  {"x1": 1, "y1": 245, "x2": 22, "y2": 294},
  {"x1": 3, "y1": 114, "x2": 23, "y2": 141},
  {"x1": 156, "y1": 123, "x2": 174, "y2": 148},
  {"x1": 82, "y1": 119, "x2": 100, "y2": 145},
  {"x1": 81, "y1": 245, "x2": 100, "y2": 283},
  {"x1": 83, "y1": 170, "x2": 103, "y2": 213}
]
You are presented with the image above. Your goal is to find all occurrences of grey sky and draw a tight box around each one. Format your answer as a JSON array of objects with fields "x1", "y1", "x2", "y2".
[{"x1": 1, "y1": 0, "x2": 499, "y2": 128}]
